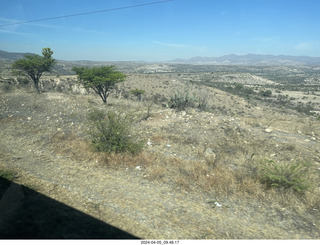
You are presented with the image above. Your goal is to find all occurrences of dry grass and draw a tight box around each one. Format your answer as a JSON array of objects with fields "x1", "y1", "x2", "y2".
[
  {"x1": 51, "y1": 132, "x2": 97, "y2": 162},
  {"x1": 41, "y1": 79, "x2": 320, "y2": 234},
  {"x1": 150, "y1": 134, "x2": 166, "y2": 144},
  {"x1": 101, "y1": 151, "x2": 156, "y2": 168},
  {"x1": 242, "y1": 111, "x2": 320, "y2": 137},
  {"x1": 2, "y1": 71, "x2": 320, "y2": 238},
  {"x1": 50, "y1": 108, "x2": 320, "y2": 214},
  {"x1": 145, "y1": 164, "x2": 167, "y2": 181}
]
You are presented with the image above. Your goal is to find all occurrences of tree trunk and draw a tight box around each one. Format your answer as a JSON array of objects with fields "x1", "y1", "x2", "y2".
[
  {"x1": 100, "y1": 91, "x2": 109, "y2": 104},
  {"x1": 34, "y1": 80, "x2": 41, "y2": 94},
  {"x1": 29, "y1": 74, "x2": 41, "y2": 94},
  {"x1": 98, "y1": 93, "x2": 107, "y2": 103}
]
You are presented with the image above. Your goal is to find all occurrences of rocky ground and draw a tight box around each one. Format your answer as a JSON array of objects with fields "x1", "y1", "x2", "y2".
[{"x1": 0, "y1": 76, "x2": 320, "y2": 239}]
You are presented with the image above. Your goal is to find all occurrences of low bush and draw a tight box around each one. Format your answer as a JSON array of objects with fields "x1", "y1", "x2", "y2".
[
  {"x1": 257, "y1": 159, "x2": 313, "y2": 193},
  {"x1": 259, "y1": 90, "x2": 272, "y2": 97},
  {"x1": 130, "y1": 88, "x2": 145, "y2": 101},
  {"x1": 168, "y1": 91, "x2": 196, "y2": 110},
  {"x1": 168, "y1": 90, "x2": 208, "y2": 110},
  {"x1": 87, "y1": 109, "x2": 144, "y2": 154}
]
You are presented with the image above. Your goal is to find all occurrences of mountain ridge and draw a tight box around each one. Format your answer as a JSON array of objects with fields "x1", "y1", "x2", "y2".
[
  {"x1": 0, "y1": 50, "x2": 36, "y2": 61},
  {"x1": 170, "y1": 54, "x2": 320, "y2": 66},
  {"x1": 1, "y1": 49, "x2": 320, "y2": 66}
]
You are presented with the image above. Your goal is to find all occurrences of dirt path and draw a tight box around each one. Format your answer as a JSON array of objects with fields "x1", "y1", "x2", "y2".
[{"x1": 1, "y1": 90, "x2": 320, "y2": 239}]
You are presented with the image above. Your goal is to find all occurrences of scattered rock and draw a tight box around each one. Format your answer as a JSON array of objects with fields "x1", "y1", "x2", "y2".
[
  {"x1": 265, "y1": 127, "x2": 273, "y2": 133},
  {"x1": 203, "y1": 148, "x2": 216, "y2": 165},
  {"x1": 214, "y1": 201, "x2": 222, "y2": 207}
]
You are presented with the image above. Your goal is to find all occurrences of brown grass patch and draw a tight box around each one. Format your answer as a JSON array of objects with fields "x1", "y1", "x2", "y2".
[
  {"x1": 97, "y1": 151, "x2": 159, "y2": 169},
  {"x1": 235, "y1": 171, "x2": 266, "y2": 199},
  {"x1": 145, "y1": 164, "x2": 166, "y2": 181},
  {"x1": 150, "y1": 134, "x2": 166, "y2": 144},
  {"x1": 51, "y1": 132, "x2": 96, "y2": 162},
  {"x1": 175, "y1": 175, "x2": 191, "y2": 190},
  {"x1": 205, "y1": 166, "x2": 237, "y2": 195}
]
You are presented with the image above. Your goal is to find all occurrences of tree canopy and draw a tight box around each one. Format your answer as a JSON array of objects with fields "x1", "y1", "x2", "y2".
[
  {"x1": 73, "y1": 65, "x2": 126, "y2": 103},
  {"x1": 12, "y1": 48, "x2": 56, "y2": 93}
]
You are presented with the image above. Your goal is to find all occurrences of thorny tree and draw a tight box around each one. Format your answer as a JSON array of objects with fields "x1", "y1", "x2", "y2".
[
  {"x1": 12, "y1": 48, "x2": 56, "y2": 93},
  {"x1": 73, "y1": 65, "x2": 126, "y2": 104}
]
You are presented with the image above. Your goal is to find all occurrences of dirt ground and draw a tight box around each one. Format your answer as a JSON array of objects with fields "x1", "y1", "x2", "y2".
[{"x1": 0, "y1": 80, "x2": 320, "y2": 239}]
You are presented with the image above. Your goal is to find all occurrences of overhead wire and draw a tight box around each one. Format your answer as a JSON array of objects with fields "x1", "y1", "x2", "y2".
[{"x1": 0, "y1": 0, "x2": 173, "y2": 27}]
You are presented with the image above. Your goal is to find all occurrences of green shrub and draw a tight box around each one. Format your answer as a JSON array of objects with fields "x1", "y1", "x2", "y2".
[
  {"x1": 87, "y1": 109, "x2": 144, "y2": 154},
  {"x1": 168, "y1": 91, "x2": 196, "y2": 110},
  {"x1": 257, "y1": 159, "x2": 312, "y2": 193},
  {"x1": 259, "y1": 90, "x2": 272, "y2": 97},
  {"x1": 168, "y1": 90, "x2": 208, "y2": 110},
  {"x1": 130, "y1": 88, "x2": 145, "y2": 101}
]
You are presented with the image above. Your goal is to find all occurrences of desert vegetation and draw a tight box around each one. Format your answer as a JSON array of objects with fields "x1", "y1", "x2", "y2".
[
  {"x1": 72, "y1": 65, "x2": 126, "y2": 103},
  {"x1": 0, "y1": 59, "x2": 320, "y2": 239},
  {"x1": 11, "y1": 48, "x2": 56, "y2": 93},
  {"x1": 87, "y1": 109, "x2": 144, "y2": 154}
]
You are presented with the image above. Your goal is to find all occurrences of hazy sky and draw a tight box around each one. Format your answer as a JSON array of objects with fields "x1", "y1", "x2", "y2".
[{"x1": 1, "y1": 0, "x2": 320, "y2": 61}]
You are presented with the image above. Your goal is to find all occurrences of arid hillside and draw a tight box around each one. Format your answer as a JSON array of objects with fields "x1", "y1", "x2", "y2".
[{"x1": 0, "y1": 68, "x2": 320, "y2": 239}]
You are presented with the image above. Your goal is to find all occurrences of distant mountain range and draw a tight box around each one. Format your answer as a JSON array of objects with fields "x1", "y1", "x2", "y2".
[
  {"x1": 170, "y1": 54, "x2": 320, "y2": 66},
  {"x1": 0, "y1": 50, "x2": 38, "y2": 61},
  {"x1": 1, "y1": 49, "x2": 320, "y2": 66}
]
